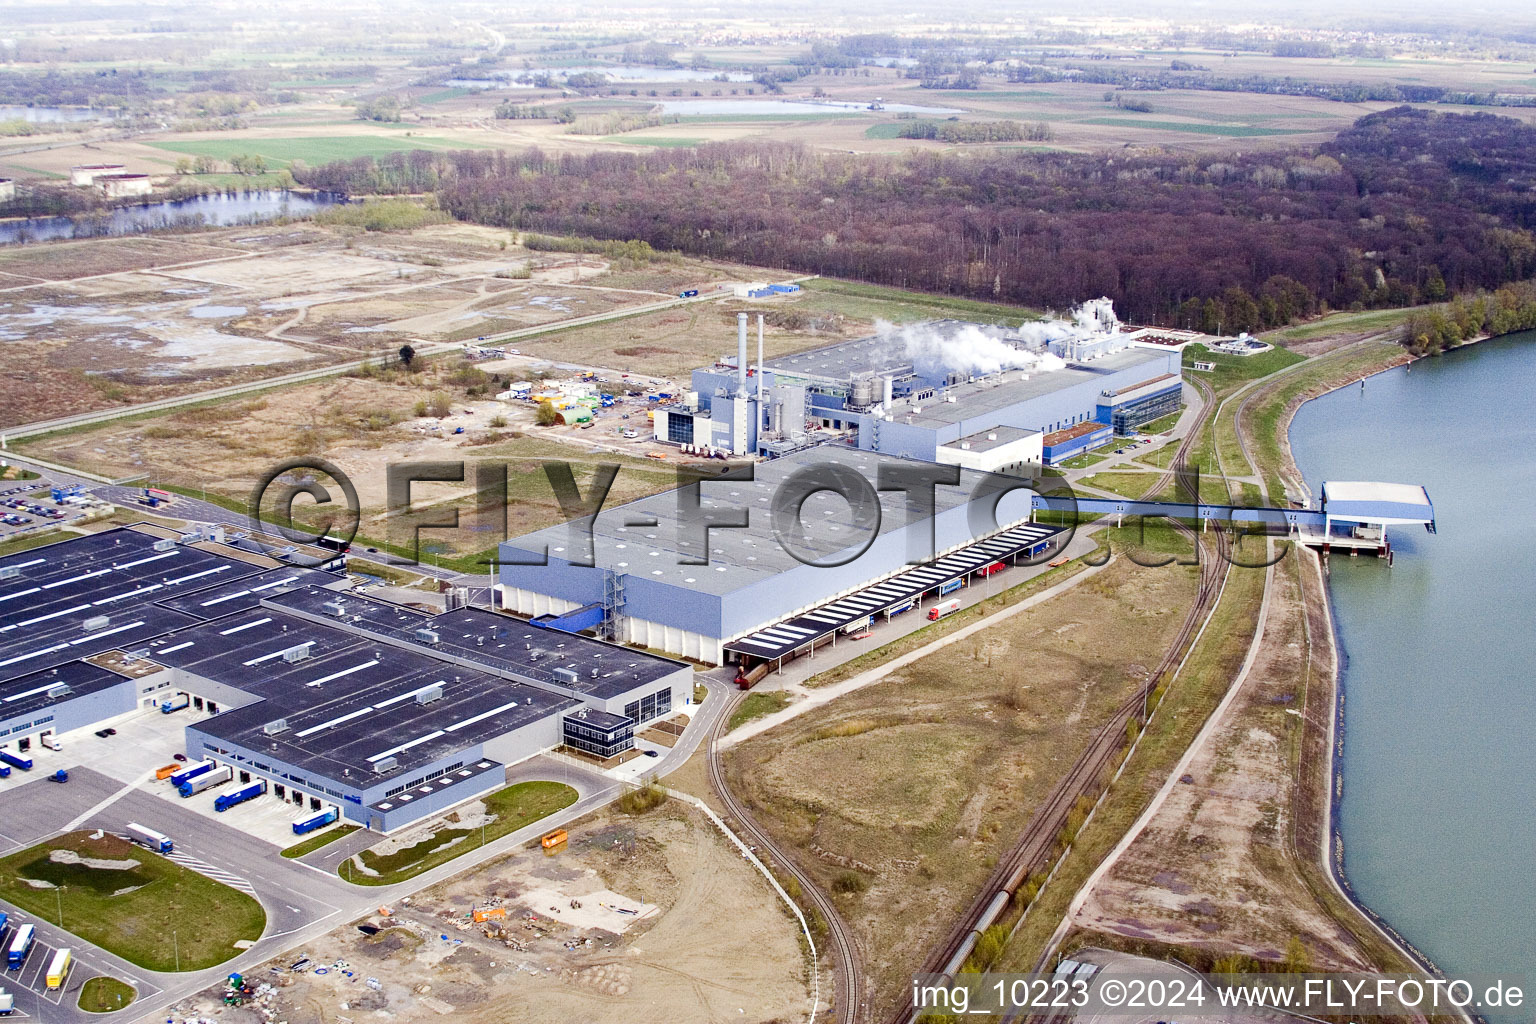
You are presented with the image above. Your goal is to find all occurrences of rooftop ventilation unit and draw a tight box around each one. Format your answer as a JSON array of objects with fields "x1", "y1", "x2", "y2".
[
  {"x1": 372, "y1": 756, "x2": 399, "y2": 774},
  {"x1": 415, "y1": 685, "x2": 444, "y2": 705},
  {"x1": 415, "y1": 628, "x2": 440, "y2": 645},
  {"x1": 323, "y1": 599, "x2": 347, "y2": 617},
  {"x1": 281, "y1": 642, "x2": 314, "y2": 664},
  {"x1": 0, "y1": 566, "x2": 19, "y2": 580},
  {"x1": 153, "y1": 538, "x2": 176, "y2": 552},
  {"x1": 263, "y1": 719, "x2": 290, "y2": 736},
  {"x1": 552, "y1": 666, "x2": 579, "y2": 685},
  {"x1": 83, "y1": 615, "x2": 110, "y2": 632},
  {"x1": 45, "y1": 683, "x2": 71, "y2": 699}
]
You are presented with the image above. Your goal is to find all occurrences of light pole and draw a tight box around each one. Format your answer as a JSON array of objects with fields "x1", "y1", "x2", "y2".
[{"x1": 56, "y1": 884, "x2": 65, "y2": 926}]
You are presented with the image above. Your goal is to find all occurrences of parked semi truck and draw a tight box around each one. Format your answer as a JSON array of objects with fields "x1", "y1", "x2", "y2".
[
  {"x1": 0, "y1": 751, "x2": 31, "y2": 772},
  {"x1": 0, "y1": 987, "x2": 13, "y2": 1014},
  {"x1": 292, "y1": 808, "x2": 338, "y2": 835},
  {"x1": 45, "y1": 948, "x2": 70, "y2": 990},
  {"x1": 6, "y1": 924, "x2": 35, "y2": 969},
  {"x1": 126, "y1": 823, "x2": 173, "y2": 854},
  {"x1": 179, "y1": 765, "x2": 232, "y2": 797},
  {"x1": 167, "y1": 759, "x2": 214, "y2": 788},
  {"x1": 927, "y1": 598, "x2": 963, "y2": 620},
  {"x1": 160, "y1": 694, "x2": 190, "y2": 714},
  {"x1": 214, "y1": 780, "x2": 266, "y2": 812}
]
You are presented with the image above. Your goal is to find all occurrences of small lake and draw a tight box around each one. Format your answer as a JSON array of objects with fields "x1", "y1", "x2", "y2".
[
  {"x1": 0, "y1": 190, "x2": 342, "y2": 246},
  {"x1": 0, "y1": 105, "x2": 115, "y2": 123},
  {"x1": 659, "y1": 99, "x2": 963, "y2": 116}
]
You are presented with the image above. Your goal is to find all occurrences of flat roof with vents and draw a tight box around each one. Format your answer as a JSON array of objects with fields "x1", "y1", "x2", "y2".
[
  {"x1": 146, "y1": 609, "x2": 578, "y2": 780},
  {"x1": 499, "y1": 446, "x2": 1026, "y2": 599},
  {"x1": 0, "y1": 660, "x2": 126, "y2": 724},
  {"x1": 262, "y1": 586, "x2": 687, "y2": 701}
]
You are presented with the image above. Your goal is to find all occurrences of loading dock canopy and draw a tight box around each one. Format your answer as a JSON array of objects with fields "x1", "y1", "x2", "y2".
[
  {"x1": 1321, "y1": 481, "x2": 1436, "y2": 529},
  {"x1": 722, "y1": 522, "x2": 1061, "y2": 662}
]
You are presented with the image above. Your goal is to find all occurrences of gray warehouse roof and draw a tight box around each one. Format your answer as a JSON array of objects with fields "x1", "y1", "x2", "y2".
[
  {"x1": 761, "y1": 320, "x2": 1019, "y2": 384},
  {"x1": 940, "y1": 425, "x2": 1040, "y2": 454},
  {"x1": 1, "y1": 660, "x2": 127, "y2": 723},
  {"x1": 262, "y1": 586, "x2": 685, "y2": 701},
  {"x1": 891, "y1": 347, "x2": 1173, "y2": 430},
  {"x1": 0, "y1": 528, "x2": 266, "y2": 678},
  {"x1": 501, "y1": 446, "x2": 1033, "y2": 598},
  {"x1": 143, "y1": 610, "x2": 578, "y2": 780}
]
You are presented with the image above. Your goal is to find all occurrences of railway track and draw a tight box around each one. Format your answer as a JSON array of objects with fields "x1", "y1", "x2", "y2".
[
  {"x1": 894, "y1": 374, "x2": 1231, "y2": 1023},
  {"x1": 707, "y1": 687, "x2": 864, "y2": 1024}
]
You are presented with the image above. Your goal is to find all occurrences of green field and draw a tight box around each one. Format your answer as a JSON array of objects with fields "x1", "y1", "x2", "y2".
[
  {"x1": 1182, "y1": 342, "x2": 1307, "y2": 385},
  {"x1": 345, "y1": 782, "x2": 577, "y2": 886},
  {"x1": 799, "y1": 277, "x2": 1042, "y2": 326},
  {"x1": 0, "y1": 831, "x2": 265, "y2": 972},
  {"x1": 607, "y1": 136, "x2": 707, "y2": 147},
  {"x1": 1081, "y1": 118, "x2": 1312, "y2": 137},
  {"x1": 145, "y1": 134, "x2": 481, "y2": 168},
  {"x1": 281, "y1": 824, "x2": 360, "y2": 859},
  {"x1": 728, "y1": 690, "x2": 792, "y2": 731},
  {"x1": 1262, "y1": 307, "x2": 1418, "y2": 342},
  {"x1": 78, "y1": 977, "x2": 136, "y2": 1014}
]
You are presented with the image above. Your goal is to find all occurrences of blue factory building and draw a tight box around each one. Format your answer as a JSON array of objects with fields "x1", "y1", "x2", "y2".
[{"x1": 660, "y1": 314, "x2": 1185, "y2": 468}]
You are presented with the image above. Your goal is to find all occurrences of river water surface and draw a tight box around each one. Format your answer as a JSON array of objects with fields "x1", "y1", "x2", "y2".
[
  {"x1": 1288, "y1": 332, "x2": 1536, "y2": 993},
  {"x1": 0, "y1": 190, "x2": 341, "y2": 246}
]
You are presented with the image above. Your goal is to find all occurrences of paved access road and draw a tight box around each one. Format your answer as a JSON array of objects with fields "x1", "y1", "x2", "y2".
[{"x1": 0, "y1": 675, "x2": 734, "y2": 1024}]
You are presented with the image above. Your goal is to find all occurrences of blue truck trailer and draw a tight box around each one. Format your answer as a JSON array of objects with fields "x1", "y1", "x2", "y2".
[
  {"x1": 178, "y1": 765, "x2": 232, "y2": 797},
  {"x1": 167, "y1": 759, "x2": 215, "y2": 789},
  {"x1": 292, "y1": 808, "x2": 338, "y2": 835},
  {"x1": 214, "y1": 780, "x2": 266, "y2": 812},
  {"x1": 0, "y1": 751, "x2": 31, "y2": 772}
]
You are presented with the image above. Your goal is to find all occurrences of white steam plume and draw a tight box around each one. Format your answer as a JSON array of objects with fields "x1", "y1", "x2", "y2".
[{"x1": 882, "y1": 297, "x2": 1121, "y2": 378}]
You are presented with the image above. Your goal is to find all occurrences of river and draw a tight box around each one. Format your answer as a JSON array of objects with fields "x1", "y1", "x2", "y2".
[
  {"x1": 0, "y1": 190, "x2": 342, "y2": 246},
  {"x1": 1288, "y1": 332, "x2": 1536, "y2": 998}
]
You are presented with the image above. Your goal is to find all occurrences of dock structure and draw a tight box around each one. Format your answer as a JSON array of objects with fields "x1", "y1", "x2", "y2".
[{"x1": 1030, "y1": 479, "x2": 1435, "y2": 561}]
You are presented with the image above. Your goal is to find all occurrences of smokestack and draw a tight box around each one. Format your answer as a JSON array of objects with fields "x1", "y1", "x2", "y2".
[
  {"x1": 737, "y1": 312, "x2": 748, "y2": 395},
  {"x1": 756, "y1": 313, "x2": 765, "y2": 409}
]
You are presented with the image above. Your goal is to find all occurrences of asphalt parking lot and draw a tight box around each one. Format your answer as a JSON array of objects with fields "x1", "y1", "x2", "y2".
[
  {"x1": 48, "y1": 705, "x2": 330, "y2": 849},
  {"x1": 0, "y1": 914, "x2": 161, "y2": 1016}
]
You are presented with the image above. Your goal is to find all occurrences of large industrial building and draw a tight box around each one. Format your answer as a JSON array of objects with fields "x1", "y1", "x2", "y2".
[
  {"x1": 501, "y1": 304, "x2": 1189, "y2": 664},
  {"x1": 0, "y1": 527, "x2": 690, "y2": 831},
  {"x1": 655, "y1": 305, "x2": 1186, "y2": 466},
  {"x1": 498, "y1": 445, "x2": 1066, "y2": 664}
]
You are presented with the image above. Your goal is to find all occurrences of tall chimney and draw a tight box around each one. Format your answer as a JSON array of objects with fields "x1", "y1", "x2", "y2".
[
  {"x1": 756, "y1": 313, "x2": 765, "y2": 409},
  {"x1": 736, "y1": 312, "x2": 748, "y2": 395}
]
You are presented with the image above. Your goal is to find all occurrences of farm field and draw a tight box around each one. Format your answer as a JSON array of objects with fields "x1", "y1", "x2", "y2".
[
  {"x1": 143, "y1": 133, "x2": 484, "y2": 168},
  {"x1": 723, "y1": 553, "x2": 1199, "y2": 1019}
]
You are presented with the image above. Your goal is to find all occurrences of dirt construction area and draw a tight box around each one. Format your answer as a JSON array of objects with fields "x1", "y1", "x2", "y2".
[
  {"x1": 166, "y1": 803, "x2": 808, "y2": 1024},
  {"x1": 0, "y1": 221, "x2": 780, "y2": 430},
  {"x1": 724, "y1": 554, "x2": 1199, "y2": 1020},
  {"x1": 1067, "y1": 548, "x2": 1379, "y2": 971}
]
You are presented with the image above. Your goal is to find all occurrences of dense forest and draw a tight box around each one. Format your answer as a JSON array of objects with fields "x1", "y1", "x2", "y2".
[{"x1": 293, "y1": 107, "x2": 1536, "y2": 331}]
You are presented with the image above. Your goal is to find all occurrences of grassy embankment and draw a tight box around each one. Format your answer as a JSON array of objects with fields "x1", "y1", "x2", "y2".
[
  {"x1": 342, "y1": 782, "x2": 577, "y2": 886},
  {"x1": 281, "y1": 824, "x2": 361, "y2": 859},
  {"x1": 988, "y1": 336, "x2": 1416, "y2": 976},
  {"x1": 727, "y1": 691, "x2": 791, "y2": 732},
  {"x1": 0, "y1": 832, "x2": 265, "y2": 972}
]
